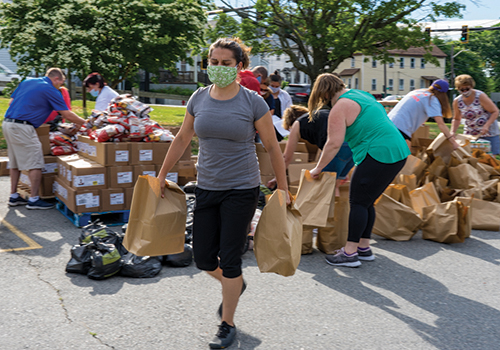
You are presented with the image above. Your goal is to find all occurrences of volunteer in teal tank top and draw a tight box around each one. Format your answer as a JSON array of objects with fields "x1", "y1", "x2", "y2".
[
  {"x1": 309, "y1": 73, "x2": 409, "y2": 268},
  {"x1": 341, "y1": 89, "x2": 409, "y2": 165}
]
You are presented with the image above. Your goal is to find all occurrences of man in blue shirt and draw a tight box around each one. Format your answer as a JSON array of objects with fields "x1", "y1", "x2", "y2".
[{"x1": 3, "y1": 67, "x2": 85, "y2": 209}]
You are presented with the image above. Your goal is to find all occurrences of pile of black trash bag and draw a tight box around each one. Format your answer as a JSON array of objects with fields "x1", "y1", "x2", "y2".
[{"x1": 66, "y1": 220, "x2": 193, "y2": 280}]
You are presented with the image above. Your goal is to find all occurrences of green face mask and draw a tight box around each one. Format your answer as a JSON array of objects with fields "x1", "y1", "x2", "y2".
[{"x1": 207, "y1": 65, "x2": 238, "y2": 88}]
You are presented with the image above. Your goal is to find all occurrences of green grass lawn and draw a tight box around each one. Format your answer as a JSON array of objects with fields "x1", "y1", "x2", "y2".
[{"x1": 0, "y1": 97, "x2": 187, "y2": 149}]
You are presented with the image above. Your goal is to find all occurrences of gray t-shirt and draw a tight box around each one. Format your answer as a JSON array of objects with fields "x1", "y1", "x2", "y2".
[
  {"x1": 389, "y1": 89, "x2": 442, "y2": 137},
  {"x1": 187, "y1": 85, "x2": 270, "y2": 190}
]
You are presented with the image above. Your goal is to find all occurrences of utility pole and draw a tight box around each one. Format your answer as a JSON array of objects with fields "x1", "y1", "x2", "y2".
[{"x1": 450, "y1": 44, "x2": 454, "y2": 90}]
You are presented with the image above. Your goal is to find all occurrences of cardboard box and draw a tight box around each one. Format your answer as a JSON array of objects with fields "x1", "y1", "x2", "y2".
[
  {"x1": 56, "y1": 154, "x2": 82, "y2": 185},
  {"x1": 101, "y1": 188, "x2": 125, "y2": 211},
  {"x1": 152, "y1": 142, "x2": 171, "y2": 164},
  {"x1": 66, "y1": 158, "x2": 107, "y2": 190},
  {"x1": 0, "y1": 156, "x2": 10, "y2": 176},
  {"x1": 77, "y1": 135, "x2": 130, "y2": 166},
  {"x1": 125, "y1": 187, "x2": 134, "y2": 210},
  {"x1": 55, "y1": 180, "x2": 100, "y2": 213},
  {"x1": 42, "y1": 156, "x2": 58, "y2": 174},
  {"x1": 155, "y1": 164, "x2": 182, "y2": 184},
  {"x1": 173, "y1": 160, "x2": 196, "y2": 177},
  {"x1": 133, "y1": 165, "x2": 156, "y2": 183},
  {"x1": 108, "y1": 165, "x2": 134, "y2": 188},
  {"x1": 19, "y1": 173, "x2": 57, "y2": 198},
  {"x1": 36, "y1": 124, "x2": 51, "y2": 155},
  {"x1": 178, "y1": 176, "x2": 196, "y2": 186},
  {"x1": 130, "y1": 142, "x2": 155, "y2": 165},
  {"x1": 287, "y1": 162, "x2": 316, "y2": 186},
  {"x1": 290, "y1": 152, "x2": 309, "y2": 164}
]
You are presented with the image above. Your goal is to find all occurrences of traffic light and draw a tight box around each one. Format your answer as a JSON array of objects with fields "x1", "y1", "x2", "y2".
[
  {"x1": 424, "y1": 27, "x2": 431, "y2": 42},
  {"x1": 460, "y1": 25, "x2": 469, "y2": 44}
]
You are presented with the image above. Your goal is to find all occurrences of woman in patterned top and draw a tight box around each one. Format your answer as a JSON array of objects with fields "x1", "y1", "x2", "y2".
[{"x1": 452, "y1": 74, "x2": 500, "y2": 154}]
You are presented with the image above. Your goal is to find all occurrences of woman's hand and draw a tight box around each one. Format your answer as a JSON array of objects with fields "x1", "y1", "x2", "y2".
[
  {"x1": 267, "y1": 177, "x2": 277, "y2": 190},
  {"x1": 480, "y1": 125, "x2": 490, "y2": 136},
  {"x1": 158, "y1": 175, "x2": 169, "y2": 198},
  {"x1": 310, "y1": 167, "x2": 322, "y2": 179}
]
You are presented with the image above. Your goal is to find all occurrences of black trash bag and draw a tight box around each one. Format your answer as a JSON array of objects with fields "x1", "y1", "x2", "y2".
[
  {"x1": 163, "y1": 244, "x2": 193, "y2": 267},
  {"x1": 80, "y1": 224, "x2": 128, "y2": 256},
  {"x1": 119, "y1": 253, "x2": 163, "y2": 278},
  {"x1": 185, "y1": 197, "x2": 195, "y2": 243},
  {"x1": 87, "y1": 240, "x2": 123, "y2": 280},
  {"x1": 66, "y1": 243, "x2": 93, "y2": 275},
  {"x1": 183, "y1": 181, "x2": 197, "y2": 194}
]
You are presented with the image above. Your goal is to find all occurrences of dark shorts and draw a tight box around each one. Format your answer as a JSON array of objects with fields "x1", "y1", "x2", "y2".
[
  {"x1": 399, "y1": 129, "x2": 411, "y2": 141},
  {"x1": 192, "y1": 187, "x2": 260, "y2": 278}
]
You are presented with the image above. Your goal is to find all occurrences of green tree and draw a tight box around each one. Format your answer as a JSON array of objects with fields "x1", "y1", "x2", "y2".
[
  {"x1": 467, "y1": 24, "x2": 500, "y2": 91},
  {"x1": 222, "y1": 0, "x2": 464, "y2": 83},
  {"x1": 0, "y1": 0, "x2": 207, "y2": 87}
]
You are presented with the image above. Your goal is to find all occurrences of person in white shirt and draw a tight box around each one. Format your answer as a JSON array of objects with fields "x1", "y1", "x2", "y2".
[
  {"x1": 83, "y1": 72, "x2": 119, "y2": 111},
  {"x1": 269, "y1": 71, "x2": 293, "y2": 141}
]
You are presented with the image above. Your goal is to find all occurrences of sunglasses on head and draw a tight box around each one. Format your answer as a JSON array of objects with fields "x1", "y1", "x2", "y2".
[{"x1": 460, "y1": 87, "x2": 471, "y2": 92}]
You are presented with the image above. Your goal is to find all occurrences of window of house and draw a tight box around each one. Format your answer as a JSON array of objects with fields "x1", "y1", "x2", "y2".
[
  {"x1": 348, "y1": 78, "x2": 352, "y2": 88},
  {"x1": 372, "y1": 79, "x2": 377, "y2": 91},
  {"x1": 388, "y1": 79, "x2": 394, "y2": 91},
  {"x1": 410, "y1": 79, "x2": 415, "y2": 90},
  {"x1": 351, "y1": 57, "x2": 355, "y2": 68},
  {"x1": 304, "y1": 75, "x2": 308, "y2": 84},
  {"x1": 420, "y1": 79, "x2": 426, "y2": 89},
  {"x1": 399, "y1": 79, "x2": 404, "y2": 91},
  {"x1": 420, "y1": 58, "x2": 425, "y2": 69},
  {"x1": 410, "y1": 58, "x2": 415, "y2": 69},
  {"x1": 355, "y1": 78, "x2": 359, "y2": 89},
  {"x1": 372, "y1": 59, "x2": 377, "y2": 68},
  {"x1": 400, "y1": 58, "x2": 404, "y2": 69},
  {"x1": 300, "y1": 57, "x2": 304, "y2": 63},
  {"x1": 389, "y1": 61, "x2": 394, "y2": 68},
  {"x1": 276, "y1": 55, "x2": 281, "y2": 61}
]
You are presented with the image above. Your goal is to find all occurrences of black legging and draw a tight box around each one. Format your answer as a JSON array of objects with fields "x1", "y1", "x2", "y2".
[{"x1": 348, "y1": 154, "x2": 407, "y2": 243}]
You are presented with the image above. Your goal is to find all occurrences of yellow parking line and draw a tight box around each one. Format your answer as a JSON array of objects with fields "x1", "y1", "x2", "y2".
[{"x1": 0, "y1": 219, "x2": 43, "y2": 252}]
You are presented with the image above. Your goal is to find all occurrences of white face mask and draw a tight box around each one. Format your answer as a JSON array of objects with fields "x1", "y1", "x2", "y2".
[
  {"x1": 461, "y1": 89, "x2": 472, "y2": 97},
  {"x1": 270, "y1": 86, "x2": 280, "y2": 94}
]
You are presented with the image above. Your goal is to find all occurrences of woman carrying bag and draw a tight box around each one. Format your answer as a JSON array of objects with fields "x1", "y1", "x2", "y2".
[
  {"x1": 157, "y1": 37, "x2": 288, "y2": 349},
  {"x1": 309, "y1": 73, "x2": 410, "y2": 267}
]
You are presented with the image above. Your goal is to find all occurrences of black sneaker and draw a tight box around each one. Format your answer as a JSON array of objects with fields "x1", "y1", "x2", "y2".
[
  {"x1": 209, "y1": 321, "x2": 236, "y2": 349},
  {"x1": 8, "y1": 196, "x2": 28, "y2": 207},
  {"x1": 325, "y1": 248, "x2": 361, "y2": 267},
  {"x1": 26, "y1": 199, "x2": 55, "y2": 210},
  {"x1": 357, "y1": 248, "x2": 375, "y2": 261},
  {"x1": 217, "y1": 279, "x2": 247, "y2": 319}
]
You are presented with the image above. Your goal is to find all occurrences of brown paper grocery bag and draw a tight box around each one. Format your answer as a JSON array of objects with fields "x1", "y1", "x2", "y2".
[
  {"x1": 481, "y1": 179, "x2": 499, "y2": 201},
  {"x1": 395, "y1": 174, "x2": 418, "y2": 191},
  {"x1": 123, "y1": 175, "x2": 186, "y2": 256},
  {"x1": 448, "y1": 163, "x2": 483, "y2": 189},
  {"x1": 409, "y1": 182, "x2": 441, "y2": 217},
  {"x1": 458, "y1": 197, "x2": 500, "y2": 231},
  {"x1": 301, "y1": 225, "x2": 315, "y2": 255},
  {"x1": 383, "y1": 184, "x2": 412, "y2": 208},
  {"x1": 254, "y1": 190, "x2": 302, "y2": 277},
  {"x1": 421, "y1": 198, "x2": 471, "y2": 243},
  {"x1": 427, "y1": 156, "x2": 448, "y2": 178},
  {"x1": 316, "y1": 196, "x2": 349, "y2": 254},
  {"x1": 372, "y1": 194, "x2": 422, "y2": 241},
  {"x1": 399, "y1": 154, "x2": 427, "y2": 182},
  {"x1": 295, "y1": 170, "x2": 336, "y2": 227}
]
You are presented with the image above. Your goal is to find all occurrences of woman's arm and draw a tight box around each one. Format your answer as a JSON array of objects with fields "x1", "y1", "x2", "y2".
[
  {"x1": 434, "y1": 116, "x2": 459, "y2": 149},
  {"x1": 451, "y1": 99, "x2": 462, "y2": 134},
  {"x1": 479, "y1": 93, "x2": 500, "y2": 135},
  {"x1": 310, "y1": 99, "x2": 357, "y2": 178},
  {"x1": 255, "y1": 112, "x2": 290, "y2": 203},
  {"x1": 158, "y1": 111, "x2": 195, "y2": 195},
  {"x1": 267, "y1": 121, "x2": 300, "y2": 188}
]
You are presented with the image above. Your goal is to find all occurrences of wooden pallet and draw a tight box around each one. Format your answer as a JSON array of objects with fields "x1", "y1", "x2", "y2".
[{"x1": 56, "y1": 198, "x2": 130, "y2": 228}]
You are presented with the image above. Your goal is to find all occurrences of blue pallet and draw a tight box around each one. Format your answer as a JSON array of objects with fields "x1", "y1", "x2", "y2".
[{"x1": 56, "y1": 198, "x2": 130, "y2": 228}]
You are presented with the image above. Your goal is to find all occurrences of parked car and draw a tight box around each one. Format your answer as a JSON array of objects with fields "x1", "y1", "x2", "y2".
[
  {"x1": 285, "y1": 84, "x2": 311, "y2": 104},
  {"x1": 382, "y1": 94, "x2": 404, "y2": 101},
  {"x1": 0, "y1": 63, "x2": 21, "y2": 92}
]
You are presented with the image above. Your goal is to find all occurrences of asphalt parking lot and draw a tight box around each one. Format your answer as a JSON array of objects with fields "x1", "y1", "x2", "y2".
[{"x1": 1, "y1": 175, "x2": 500, "y2": 350}]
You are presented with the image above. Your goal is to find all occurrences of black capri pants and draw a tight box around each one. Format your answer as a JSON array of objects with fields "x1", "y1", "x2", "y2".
[
  {"x1": 348, "y1": 154, "x2": 407, "y2": 243},
  {"x1": 193, "y1": 186, "x2": 260, "y2": 279}
]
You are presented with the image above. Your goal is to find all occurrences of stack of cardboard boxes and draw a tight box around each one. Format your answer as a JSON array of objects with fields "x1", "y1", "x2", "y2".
[
  {"x1": 16, "y1": 124, "x2": 56, "y2": 198},
  {"x1": 256, "y1": 140, "x2": 320, "y2": 194},
  {"x1": 52, "y1": 131, "x2": 196, "y2": 214}
]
